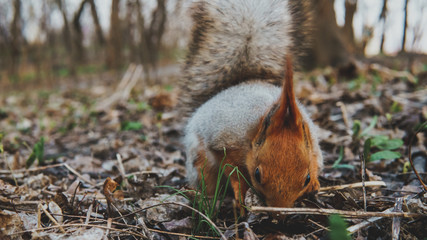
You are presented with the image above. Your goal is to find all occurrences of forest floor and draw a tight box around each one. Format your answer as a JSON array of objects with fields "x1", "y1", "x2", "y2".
[{"x1": 0, "y1": 55, "x2": 426, "y2": 239}]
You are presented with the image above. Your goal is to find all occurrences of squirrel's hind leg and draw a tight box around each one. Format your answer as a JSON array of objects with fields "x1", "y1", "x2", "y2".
[
  {"x1": 193, "y1": 148, "x2": 224, "y2": 195},
  {"x1": 213, "y1": 149, "x2": 250, "y2": 216}
]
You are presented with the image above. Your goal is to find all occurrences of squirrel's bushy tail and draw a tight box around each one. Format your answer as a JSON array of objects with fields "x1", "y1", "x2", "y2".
[{"x1": 180, "y1": 0, "x2": 311, "y2": 112}]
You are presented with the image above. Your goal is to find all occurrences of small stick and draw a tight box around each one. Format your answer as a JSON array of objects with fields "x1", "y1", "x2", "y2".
[
  {"x1": 116, "y1": 154, "x2": 128, "y2": 187},
  {"x1": 37, "y1": 203, "x2": 42, "y2": 230},
  {"x1": 105, "y1": 218, "x2": 112, "y2": 239},
  {"x1": 12, "y1": 223, "x2": 146, "y2": 238},
  {"x1": 63, "y1": 163, "x2": 96, "y2": 186},
  {"x1": 70, "y1": 181, "x2": 81, "y2": 210},
  {"x1": 250, "y1": 206, "x2": 421, "y2": 218},
  {"x1": 407, "y1": 121, "x2": 427, "y2": 191},
  {"x1": 137, "y1": 217, "x2": 154, "y2": 240},
  {"x1": 3, "y1": 151, "x2": 18, "y2": 186},
  {"x1": 85, "y1": 202, "x2": 93, "y2": 225},
  {"x1": 360, "y1": 153, "x2": 367, "y2": 211},
  {"x1": 308, "y1": 218, "x2": 329, "y2": 232},
  {"x1": 319, "y1": 181, "x2": 386, "y2": 192},
  {"x1": 39, "y1": 203, "x2": 66, "y2": 233},
  {"x1": 147, "y1": 228, "x2": 221, "y2": 239},
  {"x1": 112, "y1": 202, "x2": 227, "y2": 240},
  {"x1": 0, "y1": 163, "x2": 64, "y2": 174},
  {"x1": 111, "y1": 203, "x2": 128, "y2": 225},
  {"x1": 347, "y1": 208, "x2": 393, "y2": 234},
  {"x1": 124, "y1": 170, "x2": 160, "y2": 177},
  {"x1": 336, "y1": 101, "x2": 350, "y2": 131},
  {"x1": 391, "y1": 197, "x2": 403, "y2": 240}
]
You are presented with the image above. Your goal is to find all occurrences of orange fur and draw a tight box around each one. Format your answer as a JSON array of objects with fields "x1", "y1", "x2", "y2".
[
  {"x1": 194, "y1": 145, "x2": 250, "y2": 205},
  {"x1": 246, "y1": 56, "x2": 320, "y2": 207},
  {"x1": 192, "y1": 57, "x2": 320, "y2": 208}
]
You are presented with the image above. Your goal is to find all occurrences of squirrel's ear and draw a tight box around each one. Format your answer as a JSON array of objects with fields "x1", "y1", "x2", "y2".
[{"x1": 274, "y1": 56, "x2": 302, "y2": 127}]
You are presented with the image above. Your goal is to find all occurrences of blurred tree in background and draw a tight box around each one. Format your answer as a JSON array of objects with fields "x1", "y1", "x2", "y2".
[{"x1": 0, "y1": 0, "x2": 425, "y2": 87}]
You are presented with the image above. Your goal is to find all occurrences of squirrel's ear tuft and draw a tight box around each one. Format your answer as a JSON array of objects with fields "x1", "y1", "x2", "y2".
[{"x1": 275, "y1": 56, "x2": 302, "y2": 127}]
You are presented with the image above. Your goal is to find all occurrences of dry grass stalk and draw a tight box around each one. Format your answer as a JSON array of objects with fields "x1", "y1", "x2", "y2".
[
  {"x1": 251, "y1": 206, "x2": 421, "y2": 218},
  {"x1": 318, "y1": 180, "x2": 386, "y2": 192},
  {"x1": 38, "y1": 203, "x2": 66, "y2": 233}
]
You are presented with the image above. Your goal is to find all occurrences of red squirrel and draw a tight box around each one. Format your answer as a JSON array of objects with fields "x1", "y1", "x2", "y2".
[{"x1": 181, "y1": 0, "x2": 323, "y2": 208}]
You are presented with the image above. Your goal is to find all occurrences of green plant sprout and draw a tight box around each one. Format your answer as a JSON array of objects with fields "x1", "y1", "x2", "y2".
[
  {"x1": 332, "y1": 146, "x2": 355, "y2": 170},
  {"x1": 120, "y1": 121, "x2": 142, "y2": 131},
  {"x1": 353, "y1": 116, "x2": 403, "y2": 162},
  {"x1": 329, "y1": 214, "x2": 351, "y2": 240},
  {"x1": 26, "y1": 137, "x2": 45, "y2": 168}
]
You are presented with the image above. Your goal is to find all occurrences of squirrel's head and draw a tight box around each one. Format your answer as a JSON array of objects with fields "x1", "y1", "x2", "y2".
[{"x1": 246, "y1": 56, "x2": 320, "y2": 208}]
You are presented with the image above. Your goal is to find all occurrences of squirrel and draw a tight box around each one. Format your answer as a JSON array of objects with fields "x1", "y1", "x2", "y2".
[{"x1": 180, "y1": 0, "x2": 323, "y2": 209}]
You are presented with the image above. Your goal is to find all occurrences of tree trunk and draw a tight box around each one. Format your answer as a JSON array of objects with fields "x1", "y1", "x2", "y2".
[
  {"x1": 55, "y1": 0, "x2": 75, "y2": 75},
  {"x1": 401, "y1": 0, "x2": 409, "y2": 52},
  {"x1": 125, "y1": 0, "x2": 138, "y2": 63},
  {"x1": 379, "y1": 0, "x2": 388, "y2": 53},
  {"x1": 106, "y1": 0, "x2": 122, "y2": 69},
  {"x1": 10, "y1": 0, "x2": 22, "y2": 77},
  {"x1": 88, "y1": 0, "x2": 105, "y2": 46},
  {"x1": 148, "y1": 0, "x2": 166, "y2": 61},
  {"x1": 136, "y1": 0, "x2": 151, "y2": 79},
  {"x1": 342, "y1": 0, "x2": 357, "y2": 53},
  {"x1": 304, "y1": 0, "x2": 350, "y2": 68},
  {"x1": 72, "y1": 0, "x2": 87, "y2": 63},
  {"x1": 145, "y1": 0, "x2": 167, "y2": 82}
]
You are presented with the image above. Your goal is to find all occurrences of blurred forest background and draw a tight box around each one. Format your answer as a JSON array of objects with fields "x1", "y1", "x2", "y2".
[{"x1": 0, "y1": 0, "x2": 426, "y2": 89}]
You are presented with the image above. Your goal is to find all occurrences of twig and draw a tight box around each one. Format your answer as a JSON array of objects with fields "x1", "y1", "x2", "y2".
[
  {"x1": 40, "y1": 189, "x2": 133, "y2": 203},
  {"x1": 250, "y1": 206, "x2": 421, "y2": 218},
  {"x1": 116, "y1": 153, "x2": 128, "y2": 187},
  {"x1": 37, "y1": 203, "x2": 42, "y2": 229},
  {"x1": 11, "y1": 223, "x2": 146, "y2": 238},
  {"x1": 347, "y1": 208, "x2": 393, "y2": 234},
  {"x1": 3, "y1": 151, "x2": 18, "y2": 186},
  {"x1": 85, "y1": 202, "x2": 93, "y2": 225},
  {"x1": 39, "y1": 203, "x2": 66, "y2": 234},
  {"x1": 392, "y1": 198, "x2": 403, "y2": 240},
  {"x1": 63, "y1": 163, "x2": 96, "y2": 186},
  {"x1": 360, "y1": 153, "x2": 367, "y2": 211},
  {"x1": 146, "y1": 227, "x2": 221, "y2": 239},
  {"x1": 137, "y1": 217, "x2": 154, "y2": 240},
  {"x1": 70, "y1": 181, "x2": 81, "y2": 210},
  {"x1": 105, "y1": 218, "x2": 112, "y2": 239},
  {"x1": 125, "y1": 170, "x2": 160, "y2": 177},
  {"x1": 308, "y1": 218, "x2": 329, "y2": 232},
  {"x1": 112, "y1": 202, "x2": 227, "y2": 240},
  {"x1": 407, "y1": 121, "x2": 427, "y2": 191},
  {"x1": 0, "y1": 163, "x2": 64, "y2": 174},
  {"x1": 305, "y1": 228, "x2": 326, "y2": 238},
  {"x1": 114, "y1": 218, "x2": 222, "y2": 239},
  {"x1": 336, "y1": 101, "x2": 350, "y2": 132},
  {"x1": 318, "y1": 181, "x2": 386, "y2": 192},
  {"x1": 111, "y1": 202, "x2": 128, "y2": 225}
]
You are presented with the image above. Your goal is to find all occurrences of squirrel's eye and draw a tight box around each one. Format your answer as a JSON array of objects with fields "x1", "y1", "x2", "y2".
[
  {"x1": 304, "y1": 173, "x2": 310, "y2": 187},
  {"x1": 255, "y1": 167, "x2": 261, "y2": 184}
]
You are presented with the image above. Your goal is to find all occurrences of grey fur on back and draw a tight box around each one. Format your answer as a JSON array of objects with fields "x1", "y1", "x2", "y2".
[
  {"x1": 184, "y1": 81, "x2": 280, "y2": 184},
  {"x1": 185, "y1": 81, "x2": 280, "y2": 150},
  {"x1": 180, "y1": 0, "x2": 312, "y2": 113},
  {"x1": 184, "y1": 81, "x2": 323, "y2": 185}
]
